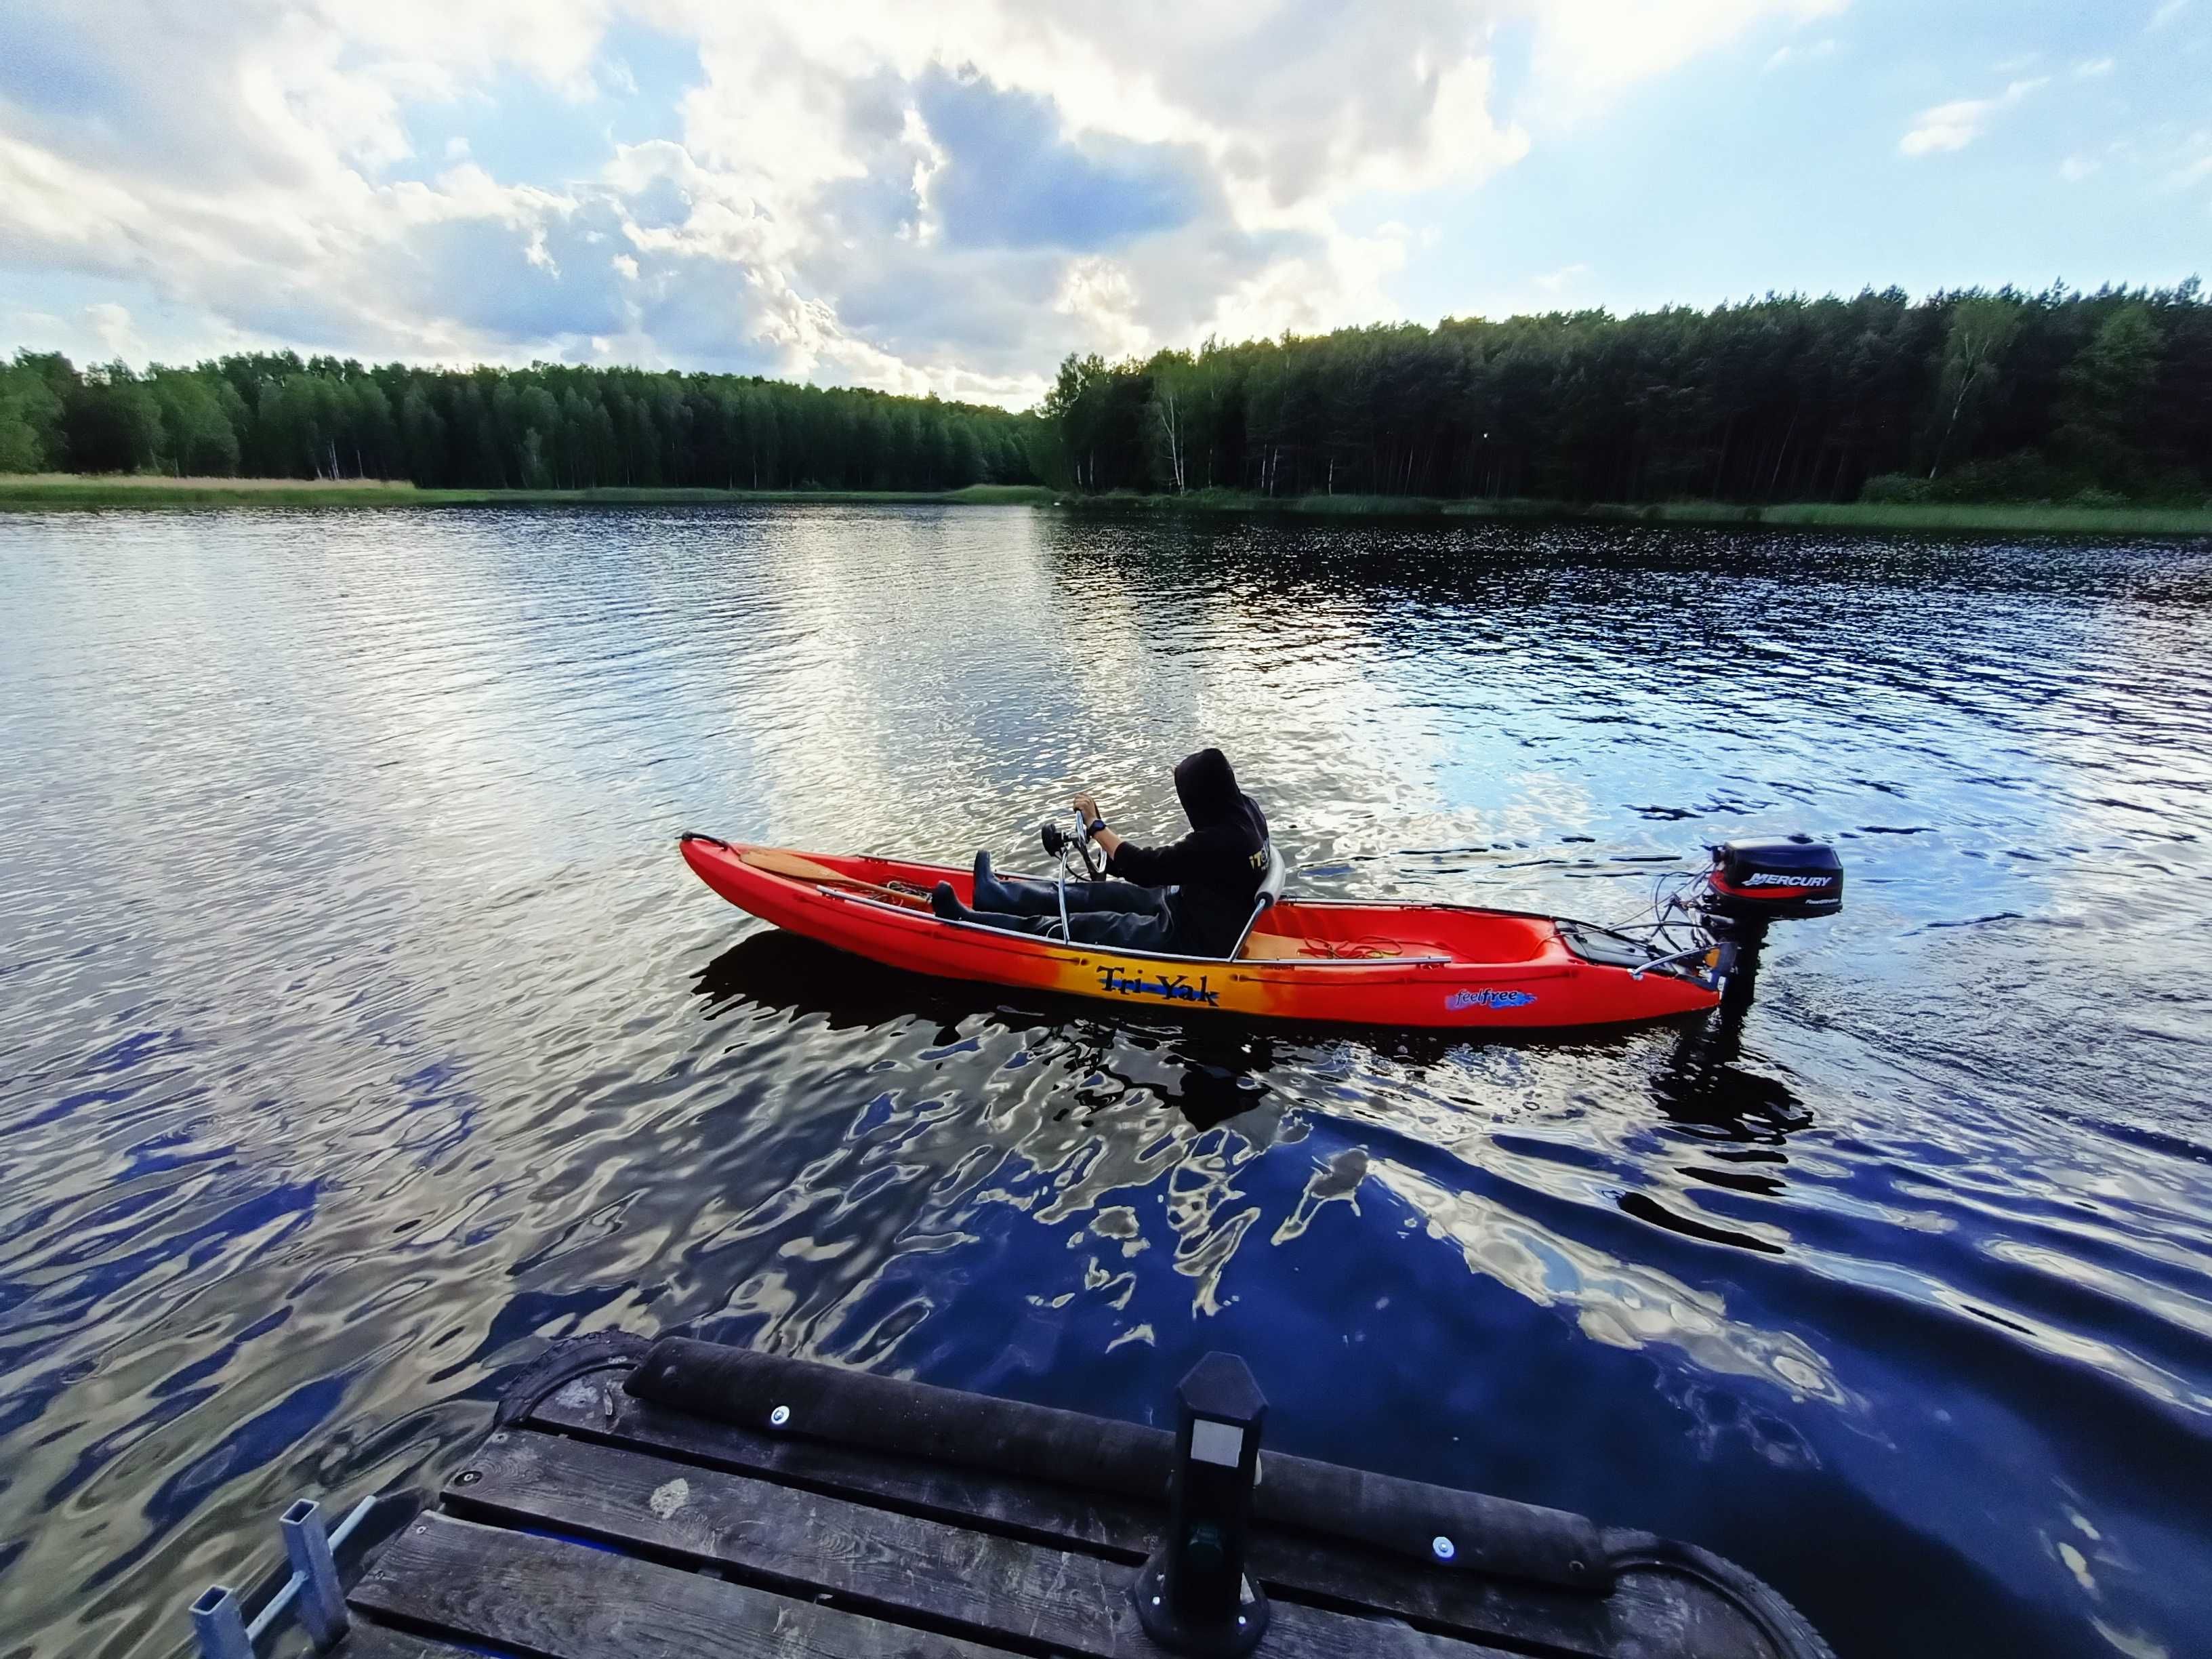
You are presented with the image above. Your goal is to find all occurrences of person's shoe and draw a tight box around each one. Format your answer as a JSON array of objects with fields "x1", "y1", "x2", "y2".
[
  {"x1": 930, "y1": 882, "x2": 965, "y2": 921},
  {"x1": 973, "y1": 850, "x2": 1015, "y2": 910}
]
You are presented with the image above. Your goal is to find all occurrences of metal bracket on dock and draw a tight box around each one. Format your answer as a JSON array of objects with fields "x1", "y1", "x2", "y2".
[
  {"x1": 189, "y1": 1494, "x2": 376, "y2": 1659},
  {"x1": 282, "y1": 1499, "x2": 349, "y2": 1647},
  {"x1": 1135, "y1": 1352, "x2": 1271, "y2": 1657},
  {"x1": 188, "y1": 1586, "x2": 251, "y2": 1659}
]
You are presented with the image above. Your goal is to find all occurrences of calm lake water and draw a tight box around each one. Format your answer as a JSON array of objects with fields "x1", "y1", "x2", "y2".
[{"x1": 3, "y1": 505, "x2": 2209, "y2": 1658}]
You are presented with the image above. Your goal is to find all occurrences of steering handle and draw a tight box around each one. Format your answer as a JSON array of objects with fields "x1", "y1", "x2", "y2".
[{"x1": 1070, "y1": 808, "x2": 1107, "y2": 879}]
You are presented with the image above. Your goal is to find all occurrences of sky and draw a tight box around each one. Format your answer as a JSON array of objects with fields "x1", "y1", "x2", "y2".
[{"x1": 1, "y1": 0, "x2": 2206, "y2": 409}]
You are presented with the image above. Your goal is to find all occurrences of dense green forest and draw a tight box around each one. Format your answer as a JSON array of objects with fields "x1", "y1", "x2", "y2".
[
  {"x1": 0, "y1": 353, "x2": 1034, "y2": 491},
  {"x1": 1036, "y1": 283, "x2": 2211, "y2": 506},
  {"x1": 3, "y1": 283, "x2": 2206, "y2": 504}
]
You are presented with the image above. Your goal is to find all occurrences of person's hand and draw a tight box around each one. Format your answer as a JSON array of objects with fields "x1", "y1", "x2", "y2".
[{"x1": 1072, "y1": 792, "x2": 1100, "y2": 823}]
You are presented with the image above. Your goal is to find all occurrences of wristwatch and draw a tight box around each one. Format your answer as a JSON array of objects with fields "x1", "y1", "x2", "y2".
[{"x1": 1086, "y1": 817, "x2": 1107, "y2": 836}]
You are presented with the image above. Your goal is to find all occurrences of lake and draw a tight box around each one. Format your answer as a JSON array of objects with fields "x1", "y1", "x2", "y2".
[{"x1": 2, "y1": 504, "x2": 2209, "y2": 1658}]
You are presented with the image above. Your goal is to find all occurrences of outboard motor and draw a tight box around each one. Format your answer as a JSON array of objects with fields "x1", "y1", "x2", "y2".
[{"x1": 1696, "y1": 836, "x2": 1843, "y2": 1010}]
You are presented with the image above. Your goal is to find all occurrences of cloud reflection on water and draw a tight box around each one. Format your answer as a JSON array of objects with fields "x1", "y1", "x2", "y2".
[{"x1": 5, "y1": 507, "x2": 2212, "y2": 1659}]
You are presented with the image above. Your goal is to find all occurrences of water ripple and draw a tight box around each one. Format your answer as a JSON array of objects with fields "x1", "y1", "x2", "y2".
[{"x1": 2, "y1": 507, "x2": 2209, "y2": 1659}]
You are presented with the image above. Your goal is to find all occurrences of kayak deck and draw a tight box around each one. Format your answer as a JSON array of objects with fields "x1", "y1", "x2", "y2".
[{"x1": 682, "y1": 836, "x2": 1721, "y2": 1029}]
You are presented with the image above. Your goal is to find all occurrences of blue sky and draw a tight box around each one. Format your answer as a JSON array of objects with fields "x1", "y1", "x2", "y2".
[
  {"x1": 1, "y1": 0, "x2": 2205, "y2": 407},
  {"x1": 1399, "y1": 0, "x2": 2211, "y2": 323}
]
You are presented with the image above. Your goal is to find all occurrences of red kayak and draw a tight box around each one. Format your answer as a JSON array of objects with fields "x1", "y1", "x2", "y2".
[{"x1": 672, "y1": 833, "x2": 1825, "y2": 1031}]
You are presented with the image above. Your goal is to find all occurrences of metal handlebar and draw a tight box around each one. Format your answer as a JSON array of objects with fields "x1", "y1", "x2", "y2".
[
  {"x1": 1629, "y1": 944, "x2": 1716, "y2": 981},
  {"x1": 1056, "y1": 813, "x2": 1076, "y2": 941}
]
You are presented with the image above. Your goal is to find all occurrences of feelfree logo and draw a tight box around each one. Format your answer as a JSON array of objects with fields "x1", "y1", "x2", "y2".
[{"x1": 1447, "y1": 988, "x2": 1536, "y2": 1011}]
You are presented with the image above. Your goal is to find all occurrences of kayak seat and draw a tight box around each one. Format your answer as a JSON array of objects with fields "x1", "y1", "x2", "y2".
[{"x1": 1228, "y1": 843, "x2": 1289, "y2": 960}]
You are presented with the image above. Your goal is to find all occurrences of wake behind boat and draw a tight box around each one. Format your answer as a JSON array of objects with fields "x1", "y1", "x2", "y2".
[{"x1": 677, "y1": 826, "x2": 1843, "y2": 1031}]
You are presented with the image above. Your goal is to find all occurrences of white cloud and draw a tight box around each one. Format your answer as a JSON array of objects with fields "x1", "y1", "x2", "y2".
[
  {"x1": 2060, "y1": 155, "x2": 2100, "y2": 182},
  {"x1": 1898, "y1": 77, "x2": 2047, "y2": 157},
  {"x1": 1763, "y1": 37, "x2": 1837, "y2": 71},
  {"x1": 2074, "y1": 56, "x2": 2116, "y2": 77},
  {"x1": 1534, "y1": 262, "x2": 1591, "y2": 292},
  {"x1": 1898, "y1": 103, "x2": 1988, "y2": 157},
  {"x1": 0, "y1": 0, "x2": 1864, "y2": 405},
  {"x1": 85, "y1": 302, "x2": 144, "y2": 359},
  {"x1": 1529, "y1": 0, "x2": 1847, "y2": 105},
  {"x1": 5, "y1": 308, "x2": 68, "y2": 341},
  {"x1": 2146, "y1": 0, "x2": 2189, "y2": 29}
]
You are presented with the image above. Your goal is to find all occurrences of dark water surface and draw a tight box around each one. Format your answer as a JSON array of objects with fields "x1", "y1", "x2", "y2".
[{"x1": 3, "y1": 506, "x2": 2210, "y2": 1658}]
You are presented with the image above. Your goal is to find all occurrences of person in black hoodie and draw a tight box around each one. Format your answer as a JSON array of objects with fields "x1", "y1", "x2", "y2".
[{"x1": 929, "y1": 747, "x2": 1270, "y2": 958}]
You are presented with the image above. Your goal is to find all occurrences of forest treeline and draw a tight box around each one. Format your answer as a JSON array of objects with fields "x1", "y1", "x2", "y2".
[
  {"x1": 3, "y1": 282, "x2": 2207, "y2": 503},
  {"x1": 0, "y1": 353, "x2": 1034, "y2": 491},
  {"x1": 1036, "y1": 283, "x2": 2212, "y2": 505}
]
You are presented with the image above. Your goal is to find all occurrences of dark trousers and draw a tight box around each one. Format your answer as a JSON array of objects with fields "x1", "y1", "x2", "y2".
[{"x1": 969, "y1": 868, "x2": 1176, "y2": 952}]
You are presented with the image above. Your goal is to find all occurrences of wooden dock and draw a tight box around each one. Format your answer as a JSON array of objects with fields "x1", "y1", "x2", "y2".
[{"x1": 221, "y1": 1333, "x2": 1829, "y2": 1659}]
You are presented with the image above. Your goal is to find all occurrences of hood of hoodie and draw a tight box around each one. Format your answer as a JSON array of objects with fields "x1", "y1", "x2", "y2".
[{"x1": 1174, "y1": 747, "x2": 1244, "y2": 830}]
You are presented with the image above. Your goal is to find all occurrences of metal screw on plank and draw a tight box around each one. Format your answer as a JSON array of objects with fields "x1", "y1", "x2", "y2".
[
  {"x1": 189, "y1": 1586, "x2": 252, "y2": 1659},
  {"x1": 1432, "y1": 1536, "x2": 1456, "y2": 1563},
  {"x1": 282, "y1": 1499, "x2": 349, "y2": 1650},
  {"x1": 770, "y1": 1405, "x2": 791, "y2": 1427},
  {"x1": 456, "y1": 1470, "x2": 481, "y2": 1486}
]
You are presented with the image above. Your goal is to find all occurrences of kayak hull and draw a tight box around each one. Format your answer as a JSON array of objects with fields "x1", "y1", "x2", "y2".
[{"x1": 679, "y1": 836, "x2": 1721, "y2": 1031}]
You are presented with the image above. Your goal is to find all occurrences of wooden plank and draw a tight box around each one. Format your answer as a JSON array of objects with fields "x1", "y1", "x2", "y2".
[
  {"x1": 350, "y1": 1511, "x2": 1006, "y2": 1659},
  {"x1": 529, "y1": 1385, "x2": 1668, "y2": 1658},
  {"x1": 741, "y1": 848, "x2": 932, "y2": 909},
  {"x1": 1238, "y1": 933, "x2": 1322, "y2": 960},
  {"x1": 344, "y1": 1624, "x2": 511, "y2": 1659},
  {"x1": 739, "y1": 847, "x2": 855, "y2": 882},
  {"x1": 443, "y1": 1429, "x2": 1515, "y2": 1659},
  {"x1": 535, "y1": 1379, "x2": 1143, "y2": 1555}
]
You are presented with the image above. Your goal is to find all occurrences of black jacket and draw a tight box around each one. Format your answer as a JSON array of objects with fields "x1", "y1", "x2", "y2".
[{"x1": 1107, "y1": 748, "x2": 1269, "y2": 957}]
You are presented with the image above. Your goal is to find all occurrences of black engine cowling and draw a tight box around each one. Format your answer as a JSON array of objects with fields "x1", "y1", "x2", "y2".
[{"x1": 1702, "y1": 836, "x2": 1843, "y2": 923}]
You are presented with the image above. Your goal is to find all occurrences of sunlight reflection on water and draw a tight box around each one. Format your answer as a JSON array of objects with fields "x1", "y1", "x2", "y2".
[{"x1": 2, "y1": 505, "x2": 2209, "y2": 1658}]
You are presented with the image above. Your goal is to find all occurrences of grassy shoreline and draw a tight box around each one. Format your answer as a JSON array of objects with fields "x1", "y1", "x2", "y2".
[
  {"x1": 3, "y1": 474, "x2": 2205, "y2": 535},
  {"x1": 0, "y1": 476, "x2": 1057, "y2": 510},
  {"x1": 1065, "y1": 487, "x2": 2212, "y2": 537}
]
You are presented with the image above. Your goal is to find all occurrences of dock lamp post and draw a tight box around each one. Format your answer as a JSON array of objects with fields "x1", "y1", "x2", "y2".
[{"x1": 1134, "y1": 1353, "x2": 1269, "y2": 1656}]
